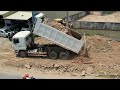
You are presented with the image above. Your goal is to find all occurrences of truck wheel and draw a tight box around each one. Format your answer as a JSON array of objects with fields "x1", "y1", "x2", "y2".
[
  {"x1": 19, "y1": 51, "x2": 28, "y2": 58},
  {"x1": 59, "y1": 51, "x2": 69, "y2": 60},
  {"x1": 48, "y1": 51, "x2": 58, "y2": 59},
  {"x1": 8, "y1": 37, "x2": 12, "y2": 41}
]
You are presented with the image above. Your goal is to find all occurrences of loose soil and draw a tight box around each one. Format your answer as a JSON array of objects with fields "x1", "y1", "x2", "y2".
[{"x1": 1, "y1": 34, "x2": 120, "y2": 79}]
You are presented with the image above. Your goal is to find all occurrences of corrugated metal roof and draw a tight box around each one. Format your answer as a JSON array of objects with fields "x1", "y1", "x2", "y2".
[
  {"x1": 0, "y1": 11, "x2": 9, "y2": 15},
  {"x1": 3, "y1": 11, "x2": 32, "y2": 20}
]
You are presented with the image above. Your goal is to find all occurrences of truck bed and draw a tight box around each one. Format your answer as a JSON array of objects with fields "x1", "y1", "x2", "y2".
[{"x1": 33, "y1": 18, "x2": 84, "y2": 54}]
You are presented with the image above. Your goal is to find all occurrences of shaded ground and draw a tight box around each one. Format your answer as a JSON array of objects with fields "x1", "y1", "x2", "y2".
[{"x1": 1, "y1": 35, "x2": 120, "y2": 79}]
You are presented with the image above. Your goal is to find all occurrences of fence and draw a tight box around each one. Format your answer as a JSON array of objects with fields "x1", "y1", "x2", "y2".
[
  {"x1": 69, "y1": 21, "x2": 120, "y2": 31},
  {"x1": 63, "y1": 11, "x2": 89, "y2": 21}
]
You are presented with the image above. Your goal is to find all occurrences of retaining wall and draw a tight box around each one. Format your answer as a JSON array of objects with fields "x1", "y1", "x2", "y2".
[
  {"x1": 63, "y1": 11, "x2": 89, "y2": 21},
  {"x1": 70, "y1": 21, "x2": 120, "y2": 30}
]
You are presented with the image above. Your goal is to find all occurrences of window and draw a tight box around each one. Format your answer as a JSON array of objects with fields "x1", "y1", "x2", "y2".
[
  {"x1": 25, "y1": 34, "x2": 30, "y2": 41},
  {"x1": 26, "y1": 36, "x2": 29, "y2": 41},
  {"x1": 4, "y1": 29, "x2": 11, "y2": 33},
  {"x1": 0, "y1": 31, "x2": 3, "y2": 33},
  {"x1": 7, "y1": 23, "x2": 11, "y2": 26},
  {"x1": 25, "y1": 34, "x2": 32, "y2": 41},
  {"x1": 13, "y1": 38, "x2": 19, "y2": 44}
]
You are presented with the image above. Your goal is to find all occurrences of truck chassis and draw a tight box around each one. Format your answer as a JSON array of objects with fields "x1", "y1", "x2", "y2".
[{"x1": 17, "y1": 44, "x2": 72, "y2": 60}]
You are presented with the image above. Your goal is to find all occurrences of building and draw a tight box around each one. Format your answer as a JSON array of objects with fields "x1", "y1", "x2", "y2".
[
  {"x1": 0, "y1": 11, "x2": 17, "y2": 27},
  {"x1": 0, "y1": 11, "x2": 17, "y2": 18},
  {"x1": 3, "y1": 11, "x2": 32, "y2": 30}
]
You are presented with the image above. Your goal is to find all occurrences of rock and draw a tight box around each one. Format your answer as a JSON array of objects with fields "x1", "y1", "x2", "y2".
[
  {"x1": 71, "y1": 73, "x2": 78, "y2": 76},
  {"x1": 95, "y1": 74, "x2": 99, "y2": 77},
  {"x1": 104, "y1": 72, "x2": 107, "y2": 75},
  {"x1": 99, "y1": 63, "x2": 104, "y2": 66},
  {"x1": 82, "y1": 59, "x2": 92, "y2": 64},
  {"x1": 24, "y1": 63, "x2": 31, "y2": 69},
  {"x1": 103, "y1": 49, "x2": 107, "y2": 52},
  {"x1": 53, "y1": 63, "x2": 60, "y2": 68},
  {"x1": 81, "y1": 70, "x2": 86, "y2": 76},
  {"x1": 97, "y1": 38, "x2": 101, "y2": 41},
  {"x1": 113, "y1": 65, "x2": 118, "y2": 69},
  {"x1": 108, "y1": 41, "x2": 111, "y2": 44},
  {"x1": 109, "y1": 56, "x2": 112, "y2": 58},
  {"x1": 44, "y1": 18, "x2": 69, "y2": 33},
  {"x1": 86, "y1": 67, "x2": 93, "y2": 75}
]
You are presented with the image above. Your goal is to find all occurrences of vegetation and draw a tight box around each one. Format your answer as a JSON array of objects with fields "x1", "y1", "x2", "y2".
[
  {"x1": 102, "y1": 11, "x2": 114, "y2": 15},
  {"x1": 74, "y1": 29, "x2": 120, "y2": 41}
]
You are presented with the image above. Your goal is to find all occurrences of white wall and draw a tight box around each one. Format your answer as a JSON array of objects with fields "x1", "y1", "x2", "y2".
[{"x1": 38, "y1": 11, "x2": 83, "y2": 19}]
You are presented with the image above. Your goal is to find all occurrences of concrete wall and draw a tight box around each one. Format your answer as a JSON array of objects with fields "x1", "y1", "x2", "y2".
[
  {"x1": 38, "y1": 11, "x2": 83, "y2": 19},
  {"x1": 70, "y1": 21, "x2": 120, "y2": 30},
  {"x1": 63, "y1": 11, "x2": 89, "y2": 21}
]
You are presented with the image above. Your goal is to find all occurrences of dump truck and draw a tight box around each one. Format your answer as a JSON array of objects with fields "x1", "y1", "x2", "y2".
[{"x1": 12, "y1": 18, "x2": 84, "y2": 59}]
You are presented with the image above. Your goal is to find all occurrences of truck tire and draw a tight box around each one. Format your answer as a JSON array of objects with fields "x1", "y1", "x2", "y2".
[
  {"x1": 19, "y1": 51, "x2": 28, "y2": 58},
  {"x1": 59, "y1": 51, "x2": 69, "y2": 60},
  {"x1": 6, "y1": 35, "x2": 8, "y2": 38},
  {"x1": 8, "y1": 37, "x2": 12, "y2": 41},
  {"x1": 48, "y1": 51, "x2": 58, "y2": 60}
]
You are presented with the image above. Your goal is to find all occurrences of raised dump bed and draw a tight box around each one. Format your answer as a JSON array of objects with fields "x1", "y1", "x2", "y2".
[{"x1": 33, "y1": 18, "x2": 84, "y2": 54}]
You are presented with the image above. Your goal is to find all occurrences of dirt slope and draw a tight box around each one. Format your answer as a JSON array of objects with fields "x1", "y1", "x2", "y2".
[{"x1": 1, "y1": 35, "x2": 120, "y2": 78}]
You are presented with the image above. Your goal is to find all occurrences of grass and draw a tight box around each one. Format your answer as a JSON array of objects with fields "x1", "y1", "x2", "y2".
[
  {"x1": 102, "y1": 11, "x2": 114, "y2": 15},
  {"x1": 74, "y1": 29, "x2": 120, "y2": 41}
]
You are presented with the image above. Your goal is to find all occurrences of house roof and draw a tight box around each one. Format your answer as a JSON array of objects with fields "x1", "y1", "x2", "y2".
[
  {"x1": 3, "y1": 11, "x2": 32, "y2": 20},
  {"x1": 0, "y1": 11, "x2": 9, "y2": 15}
]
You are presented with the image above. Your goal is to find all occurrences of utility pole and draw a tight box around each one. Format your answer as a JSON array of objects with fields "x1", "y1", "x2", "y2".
[
  {"x1": 66, "y1": 11, "x2": 69, "y2": 26},
  {"x1": 32, "y1": 11, "x2": 39, "y2": 24},
  {"x1": 31, "y1": 11, "x2": 38, "y2": 45}
]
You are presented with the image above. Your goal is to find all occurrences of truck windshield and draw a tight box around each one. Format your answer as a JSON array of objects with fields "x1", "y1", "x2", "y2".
[
  {"x1": 4, "y1": 29, "x2": 11, "y2": 33},
  {"x1": 13, "y1": 38, "x2": 19, "y2": 44}
]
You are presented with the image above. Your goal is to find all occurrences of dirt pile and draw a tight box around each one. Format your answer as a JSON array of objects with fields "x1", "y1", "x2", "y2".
[
  {"x1": 4, "y1": 59, "x2": 77, "y2": 73},
  {"x1": 35, "y1": 18, "x2": 82, "y2": 44},
  {"x1": 2, "y1": 34, "x2": 120, "y2": 77},
  {"x1": 86, "y1": 35, "x2": 115, "y2": 53},
  {"x1": 44, "y1": 18, "x2": 70, "y2": 33},
  {"x1": 35, "y1": 37, "x2": 52, "y2": 45}
]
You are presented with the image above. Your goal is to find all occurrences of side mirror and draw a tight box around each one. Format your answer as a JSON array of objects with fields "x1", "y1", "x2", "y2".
[{"x1": 1, "y1": 31, "x2": 4, "y2": 33}]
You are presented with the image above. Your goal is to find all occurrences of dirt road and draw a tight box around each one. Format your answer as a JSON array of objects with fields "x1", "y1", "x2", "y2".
[
  {"x1": 1, "y1": 36, "x2": 120, "y2": 79},
  {"x1": 0, "y1": 37, "x2": 8, "y2": 48},
  {"x1": 0, "y1": 64, "x2": 111, "y2": 79}
]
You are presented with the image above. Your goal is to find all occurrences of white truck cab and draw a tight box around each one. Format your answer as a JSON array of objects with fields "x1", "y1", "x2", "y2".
[
  {"x1": 21, "y1": 27, "x2": 30, "y2": 31},
  {"x1": 11, "y1": 18, "x2": 84, "y2": 59},
  {"x1": 12, "y1": 31, "x2": 32, "y2": 54}
]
